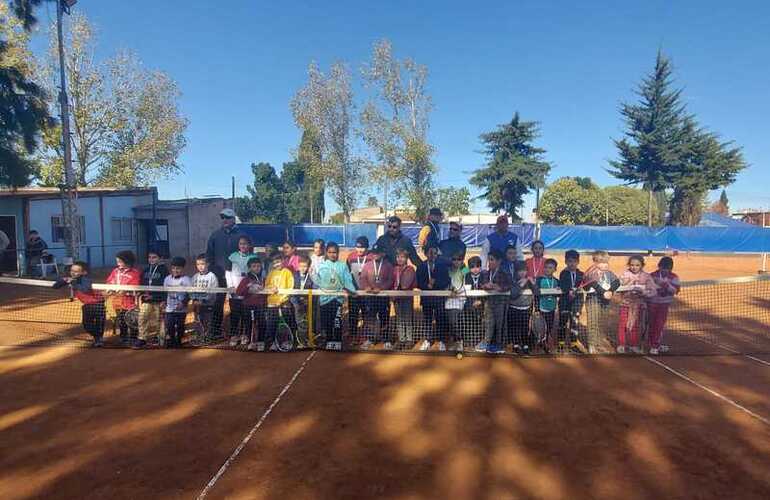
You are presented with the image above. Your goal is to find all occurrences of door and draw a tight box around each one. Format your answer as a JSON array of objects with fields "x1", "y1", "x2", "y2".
[{"x1": 0, "y1": 215, "x2": 18, "y2": 274}]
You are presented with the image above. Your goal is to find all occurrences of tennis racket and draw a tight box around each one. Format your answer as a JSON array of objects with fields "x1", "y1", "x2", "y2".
[
  {"x1": 251, "y1": 309, "x2": 265, "y2": 351},
  {"x1": 275, "y1": 307, "x2": 294, "y2": 352},
  {"x1": 531, "y1": 310, "x2": 548, "y2": 344},
  {"x1": 294, "y1": 302, "x2": 309, "y2": 348}
]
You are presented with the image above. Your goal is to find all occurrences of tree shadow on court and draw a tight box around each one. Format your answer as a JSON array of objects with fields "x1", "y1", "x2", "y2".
[{"x1": 1, "y1": 349, "x2": 770, "y2": 499}]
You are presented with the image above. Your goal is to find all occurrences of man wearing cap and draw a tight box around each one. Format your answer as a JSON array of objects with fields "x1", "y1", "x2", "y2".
[
  {"x1": 480, "y1": 215, "x2": 523, "y2": 269},
  {"x1": 206, "y1": 208, "x2": 245, "y2": 337},
  {"x1": 418, "y1": 207, "x2": 443, "y2": 255},
  {"x1": 439, "y1": 221, "x2": 467, "y2": 265},
  {"x1": 375, "y1": 216, "x2": 421, "y2": 267}
]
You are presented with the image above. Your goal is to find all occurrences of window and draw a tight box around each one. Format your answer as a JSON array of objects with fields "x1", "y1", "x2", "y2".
[
  {"x1": 51, "y1": 215, "x2": 86, "y2": 243},
  {"x1": 111, "y1": 217, "x2": 135, "y2": 242}
]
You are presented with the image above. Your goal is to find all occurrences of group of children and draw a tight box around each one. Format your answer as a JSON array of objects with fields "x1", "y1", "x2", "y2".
[{"x1": 57, "y1": 236, "x2": 681, "y2": 355}]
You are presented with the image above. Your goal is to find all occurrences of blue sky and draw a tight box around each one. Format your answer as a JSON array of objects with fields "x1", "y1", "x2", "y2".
[{"x1": 29, "y1": 0, "x2": 770, "y2": 216}]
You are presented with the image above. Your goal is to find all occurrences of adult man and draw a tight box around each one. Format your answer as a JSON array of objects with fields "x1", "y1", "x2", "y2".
[
  {"x1": 0, "y1": 229, "x2": 10, "y2": 272},
  {"x1": 480, "y1": 215, "x2": 523, "y2": 269},
  {"x1": 26, "y1": 230, "x2": 48, "y2": 276},
  {"x1": 439, "y1": 221, "x2": 467, "y2": 265},
  {"x1": 418, "y1": 207, "x2": 443, "y2": 255},
  {"x1": 375, "y1": 216, "x2": 421, "y2": 267},
  {"x1": 205, "y1": 208, "x2": 245, "y2": 337}
]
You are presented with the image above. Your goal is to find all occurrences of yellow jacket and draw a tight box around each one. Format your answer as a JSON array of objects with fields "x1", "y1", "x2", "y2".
[{"x1": 266, "y1": 268, "x2": 293, "y2": 307}]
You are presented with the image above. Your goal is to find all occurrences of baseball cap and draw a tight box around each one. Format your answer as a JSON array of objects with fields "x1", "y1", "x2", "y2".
[
  {"x1": 429, "y1": 207, "x2": 443, "y2": 217},
  {"x1": 220, "y1": 208, "x2": 236, "y2": 219}
]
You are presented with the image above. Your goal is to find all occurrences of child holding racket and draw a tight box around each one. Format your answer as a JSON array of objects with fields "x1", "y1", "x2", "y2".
[
  {"x1": 346, "y1": 236, "x2": 370, "y2": 342},
  {"x1": 106, "y1": 250, "x2": 141, "y2": 346},
  {"x1": 582, "y1": 251, "x2": 621, "y2": 353},
  {"x1": 526, "y1": 240, "x2": 547, "y2": 280},
  {"x1": 236, "y1": 256, "x2": 267, "y2": 351},
  {"x1": 315, "y1": 242, "x2": 356, "y2": 350},
  {"x1": 291, "y1": 255, "x2": 315, "y2": 348},
  {"x1": 53, "y1": 261, "x2": 105, "y2": 347},
  {"x1": 534, "y1": 258, "x2": 560, "y2": 353},
  {"x1": 617, "y1": 255, "x2": 656, "y2": 353},
  {"x1": 264, "y1": 253, "x2": 296, "y2": 351},
  {"x1": 393, "y1": 247, "x2": 417, "y2": 349},
  {"x1": 647, "y1": 256, "x2": 681, "y2": 355},
  {"x1": 163, "y1": 257, "x2": 191, "y2": 348},
  {"x1": 558, "y1": 250, "x2": 586, "y2": 353}
]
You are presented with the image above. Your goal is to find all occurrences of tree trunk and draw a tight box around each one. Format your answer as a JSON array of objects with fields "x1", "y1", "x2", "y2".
[{"x1": 647, "y1": 187, "x2": 653, "y2": 227}]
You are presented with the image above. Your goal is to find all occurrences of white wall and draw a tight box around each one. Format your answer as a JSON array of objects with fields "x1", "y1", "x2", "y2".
[{"x1": 28, "y1": 193, "x2": 153, "y2": 267}]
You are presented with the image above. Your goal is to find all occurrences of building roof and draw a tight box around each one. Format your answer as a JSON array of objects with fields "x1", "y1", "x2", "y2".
[
  {"x1": 0, "y1": 186, "x2": 156, "y2": 198},
  {"x1": 699, "y1": 212, "x2": 754, "y2": 228},
  {"x1": 133, "y1": 197, "x2": 227, "y2": 211}
]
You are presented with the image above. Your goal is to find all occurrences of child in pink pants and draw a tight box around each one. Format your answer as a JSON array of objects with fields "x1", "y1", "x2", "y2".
[
  {"x1": 647, "y1": 256, "x2": 681, "y2": 355},
  {"x1": 617, "y1": 255, "x2": 656, "y2": 354}
]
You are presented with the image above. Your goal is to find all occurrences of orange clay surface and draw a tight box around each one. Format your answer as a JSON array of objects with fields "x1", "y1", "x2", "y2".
[{"x1": 0, "y1": 349, "x2": 769, "y2": 500}]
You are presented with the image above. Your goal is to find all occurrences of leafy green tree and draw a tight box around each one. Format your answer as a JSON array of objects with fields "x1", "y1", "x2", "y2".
[
  {"x1": 361, "y1": 39, "x2": 436, "y2": 220},
  {"x1": 240, "y1": 162, "x2": 286, "y2": 223},
  {"x1": 538, "y1": 178, "x2": 602, "y2": 225},
  {"x1": 604, "y1": 185, "x2": 658, "y2": 225},
  {"x1": 291, "y1": 62, "x2": 361, "y2": 222},
  {"x1": 667, "y1": 120, "x2": 745, "y2": 225},
  {"x1": 0, "y1": 0, "x2": 51, "y2": 186},
  {"x1": 434, "y1": 186, "x2": 471, "y2": 217},
  {"x1": 296, "y1": 129, "x2": 325, "y2": 223},
  {"x1": 470, "y1": 113, "x2": 552, "y2": 221},
  {"x1": 608, "y1": 51, "x2": 687, "y2": 226}
]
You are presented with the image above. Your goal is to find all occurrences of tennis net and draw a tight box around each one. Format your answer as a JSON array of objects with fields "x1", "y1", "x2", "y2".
[{"x1": 0, "y1": 275, "x2": 768, "y2": 355}]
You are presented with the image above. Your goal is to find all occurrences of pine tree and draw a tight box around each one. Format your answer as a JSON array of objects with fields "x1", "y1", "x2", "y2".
[
  {"x1": 470, "y1": 113, "x2": 551, "y2": 221},
  {"x1": 608, "y1": 51, "x2": 688, "y2": 226},
  {"x1": 719, "y1": 189, "x2": 729, "y2": 210}
]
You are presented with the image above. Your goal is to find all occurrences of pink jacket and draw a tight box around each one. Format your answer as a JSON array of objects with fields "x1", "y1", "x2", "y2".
[{"x1": 619, "y1": 270, "x2": 657, "y2": 306}]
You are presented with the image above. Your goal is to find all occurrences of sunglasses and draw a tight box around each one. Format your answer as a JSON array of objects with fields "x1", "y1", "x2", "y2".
[
  {"x1": 220, "y1": 215, "x2": 235, "y2": 220},
  {"x1": 449, "y1": 227, "x2": 460, "y2": 232},
  {"x1": 387, "y1": 224, "x2": 399, "y2": 229}
]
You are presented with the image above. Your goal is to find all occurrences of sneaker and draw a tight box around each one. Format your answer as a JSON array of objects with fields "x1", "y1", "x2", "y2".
[
  {"x1": 474, "y1": 342, "x2": 489, "y2": 352},
  {"x1": 325, "y1": 341, "x2": 341, "y2": 351},
  {"x1": 522, "y1": 345, "x2": 530, "y2": 355},
  {"x1": 455, "y1": 340, "x2": 464, "y2": 352},
  {"x1": 558, "y1": 341, "x2": 566, "y2": 352},
  {"x1": 132, "y1": 339, "x2": 147, "y2": 350},
  {"x1": 247, "y1": 342, "x2": 258, "y2": 351},
  {"x1": 360, "y1": 339, "x2": 373, "y2": 350},
  {"x1": 92, "y1": 338, "x2": 104, "y2": 348},
  {"x1": 659, "y1": 345, "x2": 670, "y2": 353},
  {"x1": 383, "y1": 341, "x2": 393, "y2": 350},
  {"x1": 630, "y1": 346, "x2": 642, "y2": 354},
  {"x1": 280, "y1": 341, "x2": 293, "y2": 351},
  {"x1": 616, "y1": 346, "x2": 625, "y2": 354},
  {"x1": 571, "y1": 340, "x2": 587, "y2": 354},
  {"x1": 487, "y1": 344, "x2": 505, "y2": 354},
  {"x1": 229, "y1": 337, "x2": 239, "y2": 347},
  {"x1": 269, "y1": 341, "x2": 279, "y2": 351},
  {"x1": 513, "y1": 344, "x2": 521, "y2": 354},
  {"x1": 438, "y1": 341, "x2": 447, "y2": 352},
  {"x1": 588, "y1": 346, "x2": 597, "y2": 354},
  {"x1": 419, "y1": 339, "x2": 431, "y2": 351},
  {"x1": 256, "y1": 341, "x2": 265, "y2": 352},
  {"x1": 240, "y1": 335, "x2": 249, "y2": 346},
  {"x1": 649, "y1": 347, "x2": 659, "y2": 355}
]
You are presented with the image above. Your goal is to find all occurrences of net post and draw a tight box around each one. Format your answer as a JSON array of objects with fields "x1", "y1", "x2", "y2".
[{"x1": 307, "y1": 289, "x2": 314, "y2": 347}]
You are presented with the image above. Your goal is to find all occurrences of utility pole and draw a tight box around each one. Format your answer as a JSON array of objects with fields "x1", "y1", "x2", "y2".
[{"x1": 57, "y1": 0, "x2": 79, "y2": 260}]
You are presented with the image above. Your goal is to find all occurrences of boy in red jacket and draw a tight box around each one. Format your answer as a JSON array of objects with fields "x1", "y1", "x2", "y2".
[
  {"x1": 235, "y1": 256, "x2": 267, "y2": 351},
  {"x1": 106, "y1": 250, "x2": 141, "y2": 346},
  {"x1": 53, "y1": 261, "x2": 105, "y2": 347}
]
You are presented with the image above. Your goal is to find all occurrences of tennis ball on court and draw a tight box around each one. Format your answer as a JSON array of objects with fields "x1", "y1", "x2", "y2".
[{"x1": 456, "y1": 352, "x2": 463, "y2": 360}]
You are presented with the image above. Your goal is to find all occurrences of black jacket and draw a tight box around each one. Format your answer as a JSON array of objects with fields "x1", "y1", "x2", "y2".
[
  {"x1": 141, "y1": 263, "x2": 169, "y2": 303},
  {"x1": 206, "y1": 225, "x2": 245, "y2": 273},
  {"x1": 375, "y1": 231, "x2": 421, "y2": 267},
  {"x1": 416, "y1": 260, "x2": 450, "y2": 291}
]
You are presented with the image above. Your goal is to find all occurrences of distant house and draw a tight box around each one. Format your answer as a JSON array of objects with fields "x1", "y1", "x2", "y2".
[
  {"x1": 734, "y1": 210, "x2": 770, "y2": 227},
  {"x1": 132, "y1": 197, "x2": 232, "y2": 259}
]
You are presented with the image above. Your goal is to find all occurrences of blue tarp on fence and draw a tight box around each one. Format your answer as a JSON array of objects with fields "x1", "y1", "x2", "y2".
[
  {"x1": 240, "y1": 223, "x2": 770, "y2": 252},
  {"x1": 539, "y1": 225, "x2": 770, "y2": 252}
]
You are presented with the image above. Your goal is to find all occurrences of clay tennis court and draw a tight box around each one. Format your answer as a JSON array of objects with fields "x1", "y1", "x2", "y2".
[{"x1": 1, "y1": 253, "x2": 769, "y2": 499}]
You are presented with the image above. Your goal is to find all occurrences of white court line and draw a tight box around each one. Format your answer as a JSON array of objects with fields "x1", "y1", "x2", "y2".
[
  {"x1": 677, "y1": 333, "x2": 770, "y2": 367},
  {"x1": 644, "y1": 356, "x2": 770, "y2": 426},
  {"x1": 196, "y1": 350, "x2": 317, "y2": 500}
]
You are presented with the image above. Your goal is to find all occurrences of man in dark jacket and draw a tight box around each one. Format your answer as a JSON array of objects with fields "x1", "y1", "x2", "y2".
[
  {"x1": 375, "y1": 216, "x2": 421, "y2": 267},
  {"x1": 439, "y1": 221, "x2": 466, "y2": 265},
  {"x1": 206, "y1": 208, "x2": 244, "y2": 337}
]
